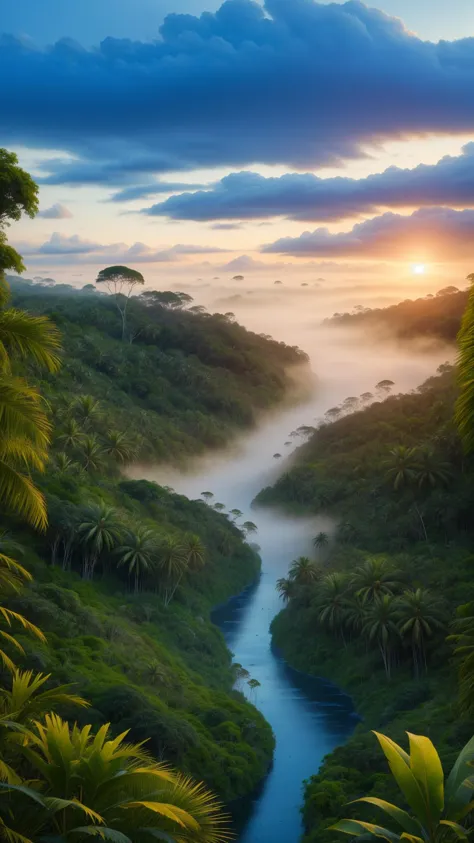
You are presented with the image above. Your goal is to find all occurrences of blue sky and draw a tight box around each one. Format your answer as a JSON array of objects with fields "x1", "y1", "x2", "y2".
[{"x1": 4, "y1": 0, "x2": 474, "y2": 283}]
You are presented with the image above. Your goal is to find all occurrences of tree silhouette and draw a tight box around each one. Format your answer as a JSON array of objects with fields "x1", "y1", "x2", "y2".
[{"x1": 96, "y1": 265, "x2": 145, "y2": 341}]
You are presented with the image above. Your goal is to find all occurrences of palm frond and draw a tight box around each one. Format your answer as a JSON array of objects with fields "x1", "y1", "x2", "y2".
[{"x1": 0, "y1": 309, "x2": 61, "y2": 373}]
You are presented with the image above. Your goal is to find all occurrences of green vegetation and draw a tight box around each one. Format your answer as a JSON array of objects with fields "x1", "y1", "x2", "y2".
[
  {"x1": 0, "y1": 149, "x2": 280, "y2": 841},
  {"x1": 256, "y1": 282, "x2": 474, "y2": 842},
  {"x1": 326, "y1": 286, "x2": 467, "y2": 345},
  {"x1": 7, "y1": 271, "x2": 308, "y2": 466},
  {"x1": 332, "y1": 731, "x2": 474, "y2": 843}
]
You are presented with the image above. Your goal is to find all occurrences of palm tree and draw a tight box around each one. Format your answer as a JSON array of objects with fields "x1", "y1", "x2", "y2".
[
  {"x1": 343, "y1": 595, "x2": 368, "y2": 639},
  {"x1": 0, "y1": 552, "x2": 45, "y2": 671},
  {"x1": 289, "y1": 556, "x2": 321, "y2": 586},
  {"x1": 103, "y1": 429, "x2": 137, "y2": 464},
  {"x1": 276, "y1": 577, "x2": 294, "y2": 603},
  {"x1": 182, "y1": 533, "x2": 206, "y2": 570},
  {"x1": 56, "y1": 417, "x2": 85, "y2": 451},
  {"x1": 397, "y1": 588, "x2": 446, "y2": 676},
  {"x1": 332, "y1": 730, "x2": 474, "y2": 843},
  {"x1": 0, "y1": 267, "x2": 61, "y2": 531},
  {"x1": 414, "y1": 448, "x2": 453, "y2": 490},
  {"x1": 72, "y1": 394, "x2": 101, "y2": 429},
  {"x1": 115, "y1": 526, "x2": 158, "y2": 592},
  {"x1": 351, "y1": 557, "x2": 404, "y2": 604},
  {"x1": 383, "y1": 445, "x2": 418, "y2": 490},
  {"x1": 78, "y1": 502, "x2": 122, "y2": 580},
  {"x1": 79, "y1": 434, "x2": 105, "y2": 471},
  {"x1": 317, "y1": 573, "x2": 349, "y2": 640},
  {"x1": 313, "y1": 531, "x2": 329, "y2": 552},
  {"x1": 158, "y1": 535, "x2": 188, "y2": 606},
  {"x1": 0, "y1": 713, "x2": 230, "y2": 842},
  {"x1": 362, "y1": 594, "x2": 400, "y2": 678}
]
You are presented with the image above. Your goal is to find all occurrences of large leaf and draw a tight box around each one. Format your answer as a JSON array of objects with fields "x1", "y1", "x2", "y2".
[
  {"x1": 374, "y1": 733, "x2": 430, "y2": 829},
  {"x1": 67, "y1": 828, "x2": 131, "y2": 842},
  {"x1": 407, "y1": 733, "x2": 444, "y2": 824},
  {"x1": 331, "y1": 818, "x2": 401, "y2": 842},
  {"x1": 353, "y1": 798, "x2": 422, "y2": 837},
  {"x1": 123, "y1": 802, "x2": 198, "y2": 830},
  {"x1": 439, "y1": 820, "x2": 470, "y2": 839},
  {"x1": 445, "y1": 734, "x2": 474, "y2": 819}
]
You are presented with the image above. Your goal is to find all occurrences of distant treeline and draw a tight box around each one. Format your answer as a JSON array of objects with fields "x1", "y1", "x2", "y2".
[{"x1": 325, "y1": 285, "x2": 468, "y2": 344}]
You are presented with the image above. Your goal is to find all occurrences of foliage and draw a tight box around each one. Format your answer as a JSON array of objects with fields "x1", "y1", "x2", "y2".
[
  {"x1": 332, "y1": 730, "x2": 474, "y2": 843},
  {"x1": 0, "y1": 148, "x2": 38, "y2": 275}
]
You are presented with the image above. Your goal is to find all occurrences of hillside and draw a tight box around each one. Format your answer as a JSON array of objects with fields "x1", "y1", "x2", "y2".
[
  {"x1": 8, "y1": 275, "x2": 309, "y2": 463},
  {"x1": 256, "y1": 365, "x2": 474, "y2": 842},
  {"x1": 325, "y1": 286, "x2": 467, "y2": 346}
]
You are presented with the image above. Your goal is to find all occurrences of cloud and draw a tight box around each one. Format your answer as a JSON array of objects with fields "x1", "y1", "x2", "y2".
[
  {"x1": 5, "y1": 1, "x2": 474, "y2": 179},
  {"x1": 37, "y1": 203, "x2": 73, "y2": 219},
  {"x1": 108, "y1": 181, "x2": 206, "y2": 202},
  {"x1": 144, "y1": 145, "x2": 474, "y2": 222},
  {"x1": 210, "y1": 222, "x2": 244, "y2": 230},
  {"x1": 262, "y1": 207, "x2": 474, "y2": 261},
  {"x1": 17, "y1": 234, "x2": 229, "y2": 263}
]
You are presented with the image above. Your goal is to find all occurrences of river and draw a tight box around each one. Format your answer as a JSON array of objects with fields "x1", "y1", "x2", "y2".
[{"x1": 132, "y1": 332, "x2": 451, "y2": 842}]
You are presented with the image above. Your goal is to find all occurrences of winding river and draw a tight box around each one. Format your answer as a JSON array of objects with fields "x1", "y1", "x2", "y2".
[{"x1": 134, "y1": 332, "x2": 451, "y2": 842}]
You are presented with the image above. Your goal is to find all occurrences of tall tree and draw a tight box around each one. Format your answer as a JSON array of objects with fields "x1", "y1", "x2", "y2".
[
  {"x1": 362, "y1": 594, "x2": 400, "y2": 679},
  {"x1": 0, "y1": 148, "x2": 38, "y2": 276},
  {"x1": 351, "y1": 557, "x2": 404, "y2": 604},
  {"x1": 96, "y1": 265, "x2": 145, "y2": 341},
  {"x1": 115, "y1": 526, "x2": 159, "y2": 592},
  {"x1": 397, "y1": 588, "x2": 446, "y2": 676},
  {"x1": 78, "y1": 502, "x2": 122, "y2": 579},
  {"x1": 289, "y1": 556, "x2": 321, "y2": 586}
]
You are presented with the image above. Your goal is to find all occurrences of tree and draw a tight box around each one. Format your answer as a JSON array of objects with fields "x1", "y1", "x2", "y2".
[
  {"x1": 103, "y1": 429, "x2": 137, "y2": 464},
  {"x1": 313, "y1": 531, "x2": 329, "y2": 552},
  {"x1": 414, "y1": 448, "x2": 452, "y2": 489},
  {"x1": 96, "y1": 265, "x2": 145, "y2": 341},
  {"x1": 317, "y1": 573, "x2": 349, "y2": 639},
  {"x1": 397, "y1": 588, "x2": 446, "y2": 676},
  {"x1": 351, "y1": 557, "x2": 404, "y2": 604},
  {"x1": 116, "y1": 526, "x2": 158, "y2": 593},
  {"x1": 56, "y1": 417, "x2": 85, "y2": 450},
  {"x1": 182, "y1": 533, "x2": 206, "y2": 571},
  {"x1": 383, "y1": 446, "x2": 418, "y2": 491},
  {"x1": 362, "y1": 594, "x2": 400, "y2": 678},
  {"x1": 158, "y1": 536, "x2": 188, "y2": 606},
  {"x1": 79, "y1": 435, "x2": 105, "y2": 471},
  {"x1": 276, "y1": 577, "x2": 295, "y2": 603},
  {"x1": 230, "y1": 508, "x2": 243, "y2": 521},
  {"x1": 0, "y1": 552, "x2": 45, "y2": 671},
  {"x1": 376, "y1": 379, "x2": 395, "y2": 395},
  {"x1": 0, "y1": 713, "x2": 229, "y2": 842},
  {"x1": 78, "y1": 502, "x2": 122, "y2": 580},
  {"x1": 242, "y1": 520, "x2": 258, "y2": 536},
  {"x1": 141, "y1": 290, "x2": 193, "y2": 310},
  {"x1": 332, "y1": 730, "x2": 474, "y2": 843},
  {"x1": 289, "y1": 556, "x2": 320, "y2": 586},
  {"x1": 0, "y1": 148, "x2": 38, "y2": 275},
  {"x1": 201, "y1": 491, "x2": 214, "y2": 504},
  {"x1": 72, "y1": 394, "x2": 101, "y2": 429}
]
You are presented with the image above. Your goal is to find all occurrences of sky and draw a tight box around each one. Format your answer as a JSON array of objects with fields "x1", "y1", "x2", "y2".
[{"x1": 4, "y1": 0, "x2": 474, "y2": 296}]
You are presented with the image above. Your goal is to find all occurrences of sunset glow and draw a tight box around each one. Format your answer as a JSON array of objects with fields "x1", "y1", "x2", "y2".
[{"x1": 412, "y1": 264, "x2": 426, "y2": 275}]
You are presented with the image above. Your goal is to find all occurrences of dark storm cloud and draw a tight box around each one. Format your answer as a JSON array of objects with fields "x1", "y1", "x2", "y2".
[
  {"x1": 262, "y1": 207, "x2": 474, "y2": 260},
  {"x1": 144, "y1": 145, "x2": 474, "y2": 221},
  {"x1": 4, "y1": 0, "x2": 474, "y2": 180}
]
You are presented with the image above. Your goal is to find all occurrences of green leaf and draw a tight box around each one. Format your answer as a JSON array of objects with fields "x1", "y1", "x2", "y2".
[
  {"x1": 373, "y1": 732, "x2": 430, "y2": 829},
  {"x1": 407, "y1": 733, "x2": 444, "y2": 824},
  {"x1": 439, "y1": 820, "x2": 469, "y2": 839},
  {"x1": 331, "y1": 819, "x2": 401, "y2": 842},
  {"x1": 67, "y1": 828, "x2": 131, "y2": 843},
  {"x1": 445, "y1": 734, "x2": 474, "y2": 819},
  {"x1": 352, "y1": 798, "x2": 422, "y2": 837}
]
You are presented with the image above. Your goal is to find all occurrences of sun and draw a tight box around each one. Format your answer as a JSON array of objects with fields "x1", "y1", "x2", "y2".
[{"x1": 412, "y1": 264, "x2": 426, "y2": 275}]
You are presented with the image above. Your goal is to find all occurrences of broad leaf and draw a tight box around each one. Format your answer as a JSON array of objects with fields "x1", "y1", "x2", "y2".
[
  {"x1": 445, "y1": 734, "x2": 474, "y2": 819},
  {"x1": 439, "y1": 820, "x2": 470, "y2": 839},
  {"x1": 407, "y1": 733, "x2": 444, "y2": 824},
  {"x1": 331, "y1": 818, "x2": 401, "y2": 842},
  {"x1": 353, "y1": 797, "x2": 422, "y2": 836},
  {"x1": 374, "y1": 732, "x2": 430, "y2": 829}
]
